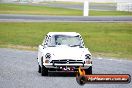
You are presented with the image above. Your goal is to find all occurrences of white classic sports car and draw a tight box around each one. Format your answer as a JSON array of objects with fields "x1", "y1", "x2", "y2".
[{"x1": 37, "y1": 32, "x2": 92, "y2": 76}]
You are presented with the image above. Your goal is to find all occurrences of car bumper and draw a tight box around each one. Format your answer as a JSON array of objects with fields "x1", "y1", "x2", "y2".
[{"x1": 43, "y1": 63, "x2": 92, "y2": 69}]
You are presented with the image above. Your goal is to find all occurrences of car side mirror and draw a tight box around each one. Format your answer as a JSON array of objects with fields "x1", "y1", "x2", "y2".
[
  {"x1": 44, "y1": 43, "x2": 47, "y2": 46},
  {"x1": 41, "y1": 45, "x2": 45, "y2": 49},
  {"x1": 43, "y1": 43, "x2": 48, "y2": 49}
]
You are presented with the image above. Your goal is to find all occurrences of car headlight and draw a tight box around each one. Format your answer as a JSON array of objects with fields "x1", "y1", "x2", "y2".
[
  {"x1": 85, "y1": 54, "x2": 92, "y2": 64},
  {"x1": 85, "y1": 54, "x2": 91, "y2": 59},
  {"x1": 45, "y1": 53, "x2": 51, "y2": 59},
  {"x1": 45, "y1": 53, "x2": 51, "y2": 63}
]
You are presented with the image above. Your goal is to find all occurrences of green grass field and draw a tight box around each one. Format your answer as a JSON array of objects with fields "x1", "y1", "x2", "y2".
[
  {"x1": 0, "y1": 3, "x2": 132, "y2": 16},
  {"x1": 0, "y1": 3, "x2": 81, "y2": 16},
  {"x1": 0, "y1": 22, "x2": 132, "y2": 59}
]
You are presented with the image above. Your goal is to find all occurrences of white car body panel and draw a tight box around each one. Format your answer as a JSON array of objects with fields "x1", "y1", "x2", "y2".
[{"x1": 42, "y1": 47, "x2": 91, "y2": 60}]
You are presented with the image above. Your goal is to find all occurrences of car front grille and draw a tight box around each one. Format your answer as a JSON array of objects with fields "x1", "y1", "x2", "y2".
[{"x1": 50, "y1": 59, "x2": 84, "y2": 64}]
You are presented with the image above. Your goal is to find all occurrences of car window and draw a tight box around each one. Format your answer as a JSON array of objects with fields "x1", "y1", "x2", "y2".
[{"x1": 54, "y1": 35, "x2": 83, "y2": 47}]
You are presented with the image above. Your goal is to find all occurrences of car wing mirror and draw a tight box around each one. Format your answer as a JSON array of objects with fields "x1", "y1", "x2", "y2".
[{"x1": 43, "y1": 43, "x2": 48, "y2": 48}]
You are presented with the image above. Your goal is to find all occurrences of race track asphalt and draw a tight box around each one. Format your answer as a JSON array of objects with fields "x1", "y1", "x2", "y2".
[
  {"x1": 0, "y1": 48, "x2": 131, "y2": 88},
  {"x1": 0, "y1": 14, "x2": 132, "y2": 22}
]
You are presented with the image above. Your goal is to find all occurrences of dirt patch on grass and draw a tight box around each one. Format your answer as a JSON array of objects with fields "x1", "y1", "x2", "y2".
[{"x1": 0, "y1": 44, "x2": 37, "y2": 51}]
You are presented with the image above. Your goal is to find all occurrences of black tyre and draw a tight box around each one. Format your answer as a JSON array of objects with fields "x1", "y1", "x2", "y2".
[
  {"x1": 38, "y1": 65, "x2": 41, "y2": 73},
  {"x1": 41, "y1": 65, "x2": 48, "y2": 76},
  {"x1": 85, "y1": 66, "x2": 92, "y2": 75},
  {"x1": 41, "y1": 57, "x2": 48, "y2": 76}
]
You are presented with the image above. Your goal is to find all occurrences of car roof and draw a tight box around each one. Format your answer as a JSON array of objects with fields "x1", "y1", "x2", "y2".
[{"x1": 47, "y1": 32, "x2": 80, "y2": 36}]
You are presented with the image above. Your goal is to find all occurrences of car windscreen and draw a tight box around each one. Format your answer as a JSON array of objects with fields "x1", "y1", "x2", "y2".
[{"x1": 50, "y1": 35, "x2": 83, "y2": 47}]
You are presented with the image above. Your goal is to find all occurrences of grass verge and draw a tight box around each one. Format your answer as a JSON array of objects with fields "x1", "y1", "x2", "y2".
[
  {"x1": 0, "y1": 3, "x2": 82, "y2": 16},
  {"x1": 0, "y1": 22, "x2": 132, "y2": 60},
  {"x1": 0, "y1": 3, "x2": 132, "y2": 16}
]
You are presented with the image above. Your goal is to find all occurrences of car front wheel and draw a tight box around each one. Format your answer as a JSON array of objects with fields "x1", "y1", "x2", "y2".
[
  {"x1": 41, "y1": 57, "x2": 48, "y2": 76},
  {"x1": 85, "y1": 66, "x2": 92, "y2": 74},
  {"x1": 41, "y1": 65, "x2": 48, "y2": 76}
]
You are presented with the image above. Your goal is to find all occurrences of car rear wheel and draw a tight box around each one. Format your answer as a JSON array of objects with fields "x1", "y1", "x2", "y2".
[
  {"x1": 85, "y1": 66, "x2": 92, "y2": 74},
  {"x1": 38, "y1": 65, "x2": 41, "y2": 73}
]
